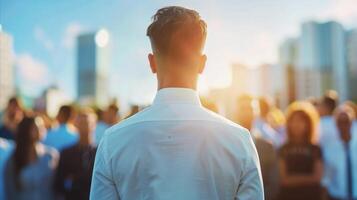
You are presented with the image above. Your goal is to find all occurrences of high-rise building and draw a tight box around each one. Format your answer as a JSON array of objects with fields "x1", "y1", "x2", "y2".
[
  {"x1": 297, "y1": 21, "x2": 348, "y2": 101},
  {"x1": 77, "y1": 29, "x2": 110, "y2": 107},
  {"x1": 278, "y1": 38, "x2": 298, "y2": 107},
  {"x1": 346, "y1": 29, "x2": 357, "y2": 102},
  {"x1": 0, "y1": 27, "x2": 15, "y2": 111},
  {"x1": 258, "y1": 64, "x2": 285, "y2": 108}
]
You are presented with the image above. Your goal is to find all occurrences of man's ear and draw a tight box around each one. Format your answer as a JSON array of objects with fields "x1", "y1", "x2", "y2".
[
  {"x1": 198, "y1": 54, "x2": 207, "y2": 74},
  {"x1": 148, "y1": 53, "x2": 157, "y2": 74}
]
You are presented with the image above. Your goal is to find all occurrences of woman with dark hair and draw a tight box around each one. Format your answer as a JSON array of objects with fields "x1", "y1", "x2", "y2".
[
  {"x1": 4, "y1": 116, "x2": 59, "y2": 200},
  {"x1": 278, "y1": 102, "x2": 323, "y2": 200}
]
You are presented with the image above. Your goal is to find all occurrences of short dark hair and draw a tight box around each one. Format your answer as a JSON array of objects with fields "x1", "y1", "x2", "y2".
[
  {"x1": 321, "y1": 91, "x2": 338, "y2": 114},
  {"x1": 147, "y1": 6, "x2": 207, "y2": 63},
  {"x1": 57, "y1": 105, "x2": 75, "y2": 123}
]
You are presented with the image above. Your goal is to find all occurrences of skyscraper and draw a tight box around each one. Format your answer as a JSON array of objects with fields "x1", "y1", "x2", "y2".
[
  {"x1": 77, "y1": 29, "x2": 110, "y2": 107},
  {"x1": 297, "y1": 21, "x2": 348, "y2": 101},
  {"x1": 346, "y1": 29, "x2": 357, "y2": 102},
  {"x1": 279, "y1": 38, "x2": 298, "y2": 107},
  {"x1": 0, "y1": 26, "x2": 15, "y2": 110}
]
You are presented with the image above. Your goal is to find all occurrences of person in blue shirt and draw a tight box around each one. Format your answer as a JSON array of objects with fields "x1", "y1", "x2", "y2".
[
  {"x1": 43, "y1": 105, "x2": 78, "y2": 151},
  {"x1": 0, "y1": 97, "x2": 24, "y2": 140},
  {"x1": 0, "y1": 138, "x2": 13, "y2": 200},
  {"x1": 4, "y1": 116, "x2": 59, "y2": 200},
  {"x1": 323, "y1": 104, "x2": 357, "y2": 200}
]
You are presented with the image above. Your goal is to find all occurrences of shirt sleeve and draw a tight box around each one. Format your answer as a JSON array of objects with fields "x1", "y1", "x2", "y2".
[
  {"x1": 235, "y1": 134, "x2": 264, "y2": 200},
  {"x1": 90, "y1": 134, "x2": 120, "y2": 200}
]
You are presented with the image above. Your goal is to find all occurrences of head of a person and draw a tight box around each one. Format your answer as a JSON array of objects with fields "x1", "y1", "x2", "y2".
[
  {"x1": 14, "y1": 116, "x2": 46, "y2": 189},
  {"x1": 258, "y1": 96, "x2": 272, "y2": 119},
  {"x1": 76, "y1": 108, "x2": 97, "y2": 141},
  {"x1": 286, "y1": 102, "x2": 319, "y2": 144},
  {"x1": 318, "y1": 90, "x2": 338, "y2": 116},
  {"x1": 334, "y1": 104, "x2": 356, "y2": 143},
  {"x1": 236, "y1": 95, "x2": 257, "y2": 131},
  {"x1": 5, "y1": 97, "x2": 24, "y2": 123},
  {"x1": 267, "y1": 107, "x2": 286, "y2": 130},
  {"x1": 147, "y1": 6, "x2": 207, "y2": 89},
  {"x1": 56, "y1": 105, "x2": 76, "y2": 124},
  {"x1": 104, "y1": 104, "x2": 119, "y2": 125}
]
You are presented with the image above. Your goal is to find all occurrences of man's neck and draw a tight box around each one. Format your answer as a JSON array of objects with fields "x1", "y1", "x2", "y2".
[{"x1": 158, "y1": 80, "x2": 197, "y2": 90}]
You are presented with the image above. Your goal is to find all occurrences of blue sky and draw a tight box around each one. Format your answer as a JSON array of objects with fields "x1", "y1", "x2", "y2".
[{"x1": 1, "y1": 0, "x2": 357, "y2": 105}]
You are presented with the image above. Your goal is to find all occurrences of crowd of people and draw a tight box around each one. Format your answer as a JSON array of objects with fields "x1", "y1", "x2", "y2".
[
  {"x1": 0, "y1": 90, "x2": 356, "y2": 200},
  {"x1": 0, "y1": 98, "x2": 126, "y2": 200},
  {"x1": 1, "y1": 5, "x2": 357, "y2": 200}
]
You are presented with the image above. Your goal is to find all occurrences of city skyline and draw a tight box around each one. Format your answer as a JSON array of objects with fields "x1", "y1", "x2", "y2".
[{"x1": 1, "y1": 0, "x2": 357, "y2": 106}]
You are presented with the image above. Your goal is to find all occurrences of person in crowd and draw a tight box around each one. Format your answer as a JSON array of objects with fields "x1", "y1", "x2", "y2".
[
  {"x1": 4, "y1": 116, "x2": 59, "y2": 200},
  {"x1": 267, "y1": 107, "x2": 287, "y2": 146},
  {"x1": 278, "y1": 101, "x2": 323, "y2": 200},
  {"x1": 54, "y1": 108, "x2": 97, "y2": 200},
  {"x1": 94, "y1": 108, "x2": 108, "y2": 146},
  {"x1": 0, "y1": 97, "x2": 24, "y2": 140},
  {"x1": 104, "y1": 104, "x2": 120, "y2": 126},
  {"x1": 317, "y1": 90, "x2": 339, "y2": 144},
  {"x1": 94, "y1": 104, "x2": 119, "y2": 145},
  {"x1": 90, "y1": 6, "x2": 263, "y2": 200},
  {"x1": 236, "y1": 95, "x2": 279, "y2": 200},
  {"x1": 43, "y1": 105, "x2": 78, "y2": 151},
  {"x1": 0, "y1": 138, "x2": 13, "y2": 200},
  {"x1": 323, "y1": 104, "x2": 357, "y2": 200},
  {"x1": 253, "y1": 96, "x2": 280, "y2": 148}
]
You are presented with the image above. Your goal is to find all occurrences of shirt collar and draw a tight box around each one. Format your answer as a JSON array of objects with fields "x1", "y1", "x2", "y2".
[{"x1": 153, "y1": 87, "x2": 201, "y2": 106}]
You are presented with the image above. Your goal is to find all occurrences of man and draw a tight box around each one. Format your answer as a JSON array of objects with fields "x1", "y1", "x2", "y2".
[
  {"x1": 94, "y1": 104, "x2": 119, "y2": 145},
  {"x1": 253, "y1": 97, "x2": 281, "y2": 148},
  {"x1": 54, "y1": 108, "x2": 97, "y2": 200},
  {"x1": 236, "y1": 95, "x2": 279, "y2": 200},
  {"x1": 43, "y1": 105, "x2": 78, "y2": 151},
  {"x1": 317, "y1": 91, "x2": 339, "y2": 144},
  {"x1": 322, "y1": 104, "x2": 357, "y2": 200},
  {"x1": 0, "y1": 97, "x2": 24, "y2": 140},
  {"x1": 91, "y1": 6, "x2": 263, "y2": 200}
]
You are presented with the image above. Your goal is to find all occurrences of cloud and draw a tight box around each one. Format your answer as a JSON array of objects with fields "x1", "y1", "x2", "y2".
[
  {"x1": 16, "y1": 54, "x2": 50, "y2": 86},
  {"x1": 318, "y1": 0, "x2": 357, "y2": 27},
  {"x1": 62, "y1": 22, "x2": 85, "y2": 49},
  {"x1": 34, "y1": 27, "x2": 55, "y2": 52}
]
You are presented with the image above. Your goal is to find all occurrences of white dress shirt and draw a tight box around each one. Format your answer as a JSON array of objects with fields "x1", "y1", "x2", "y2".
[
  {"x1": 322, "y1": 124, "x2": 357, "y2": 199},
  {"x1": 90, "y1": 88, "x2": 263, "y2": 200},
  {"x1": 318, "y1": 116, "x2": 339, "y2": 145}
]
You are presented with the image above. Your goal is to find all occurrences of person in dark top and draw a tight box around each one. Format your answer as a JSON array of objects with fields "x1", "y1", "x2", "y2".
[
  {"x1": 0, "y1": 97, "x2": 24, "y2": 140},
  {"x1": 54, "y1": 108, "x2": 97, "y2": 200},
  {"x1": 278, "y1": 101, "x2": 323, "y2": 200},
  {"x1": 236, "y1": 95, "x2": 279, "y2": 200}
]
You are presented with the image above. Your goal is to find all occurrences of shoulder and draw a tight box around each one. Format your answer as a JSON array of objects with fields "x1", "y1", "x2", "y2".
[
  {"x1": 41, "y1": 143, "x2": 59, "y2": 160},
  {"x1": 105, "y1": 106, "x2": 153, "y2": 136},
  {"x1": 200, "y1": 108, "x2": 251, "y2": 137}
]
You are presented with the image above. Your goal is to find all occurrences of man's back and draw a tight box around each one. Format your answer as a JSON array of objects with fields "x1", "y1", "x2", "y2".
[{"x1": 91, "y1": 88, "x2": 263, "y2": 200}]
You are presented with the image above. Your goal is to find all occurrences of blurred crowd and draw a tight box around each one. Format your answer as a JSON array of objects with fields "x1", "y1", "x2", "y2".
[{"x1": 0, "y1": 90, "x2": 356, "y2": 200}]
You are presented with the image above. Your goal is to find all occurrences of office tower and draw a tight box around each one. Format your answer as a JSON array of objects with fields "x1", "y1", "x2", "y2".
[
  {"x1": 0, "y1": 26, "x2": 15, "y2": 110},
  {"x1": 77, "y1": 29, "x2": 110, "y2": 107},
  {"x1": 298, "y1": 21, "x2": 347, "y2": 101},
  {"x1": 279, "y1": 38, "x2": 298, "y2": 107},
  {"x1": 346, "y1": 29, "x2": 357, "y2": 102}
]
